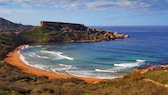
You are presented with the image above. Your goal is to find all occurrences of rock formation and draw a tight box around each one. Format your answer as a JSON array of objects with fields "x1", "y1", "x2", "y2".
[
  {"x1": 39, "y1": 21, "x2": 129, "y2": 43},
  {"x1": 40, "y1": 21, "x2": 87, "y2": 31},
  {"x1": 0, "y1": 17, "x2": 129, "y2": 44}
]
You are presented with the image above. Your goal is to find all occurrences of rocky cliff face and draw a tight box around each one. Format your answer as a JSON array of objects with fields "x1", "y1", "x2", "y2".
[
  {"x1": 40, "y1": 21, "x2": 87, "y2": 31},
  {"x1": 0, "y1": 17, "x2": 129, "y2": 44},
  {"x1": 0, "y1": 17, "x2": 33, "y2": 33},
  {"x1": 40, "y1": 21, "x2": 129, "y2": 42}
]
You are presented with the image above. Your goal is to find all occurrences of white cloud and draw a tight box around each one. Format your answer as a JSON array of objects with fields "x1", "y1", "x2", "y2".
[
  {"x1": 0, "y1": 0, "x2": 85, "y2": 9},
  {"x1": 0, "y1": 0, "x2": 167, "y2": 11},
  {"x1": 86, "y1": 0, "x2": 135, "y2": 10},
  {"x1": 86, "y1": 0, "x2": 158, "y2": 10}
]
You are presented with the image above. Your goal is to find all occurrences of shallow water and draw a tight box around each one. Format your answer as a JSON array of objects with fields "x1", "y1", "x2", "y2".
[{"x1": 20, "y1": 26, "x2": 168, "y2": 79}]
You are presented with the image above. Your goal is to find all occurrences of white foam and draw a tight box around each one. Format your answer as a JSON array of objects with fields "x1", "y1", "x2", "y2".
[
  {"x1": 66, "y1": 70, "x2": 119, "y2": 79},
  {"x1": 19, "y1": 52, "x2": 48, "y2": 72},
  {"x1": 114, "y1": 63, "x2": 137, "y2": 67},
  {"x1": 18, "y1": 48, "x2": 72, "y2": 74},
  {"x1": 50, "y1": 64, "x2": 71, "y2": 71},
  {"x1": 18, "y1": 51, "x2": 29, "y2": 65},
  {"x1": 66, "y1": 70, "x2": 94, "y2": 77},
  {"x1": 136, "y1": 59, "x2": 146, "y2": 63},
  {"x1": 25, "y1": 45, "x2": 29, "y2": 48},
  {"x1": 59, "y1": 64, "x2": 72, "y2": 68},
  {"x1": 52, "y1": 68, "x2": 69, "y2": 72},
  {"x1": 36, "y1": 45, "x2": 42, "y2": 47},
  {"x1": 18, "y1": 48, "x2": 48, "y2": 71},
  {"x1": 114, "y1": 59, "x2": 146, "y2": 67},
  {"x1": 32, "y1": 64, "x2": 46, "y2": 70},
  {"x1": 95, "y1": 66, "x2": 128, "y2": 73},
  {"x1": 42, "y1": 50, "x2": 74, "y2": 60},
  {"x1": 33, "y1": 53, "x2": 49, "y2": 59},
  {"x1": 95, "y1": 69, "x2": 117, "y2": 72},
  {"x1": 21, "y1": 45, "x2": 29, "y2": 50}
]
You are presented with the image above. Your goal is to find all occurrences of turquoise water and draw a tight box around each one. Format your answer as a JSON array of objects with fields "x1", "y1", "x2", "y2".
[{"x1": 20, "y1": 26, "x2": 168, "y2": 79}]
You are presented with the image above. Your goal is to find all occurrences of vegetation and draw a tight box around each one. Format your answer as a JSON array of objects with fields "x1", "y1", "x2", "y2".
[
  {"x1": 0, "y1": 62, "x2": 167, "y2": 95},
  {"x1": 18, "y1": 27, "x2": 88, "y2": 43},
  {"x1": 144, "y1": 69, "x2": 168, "y2": 85},
  {"x1": 19, "y1": 28, "x2": 51, "y2": 43},
  {"x1": 18, "y1": 22, "x2": 127, "y2": 44},
  {"x1": 0, "y1": 32, "x2": 23, "y2": 60}
]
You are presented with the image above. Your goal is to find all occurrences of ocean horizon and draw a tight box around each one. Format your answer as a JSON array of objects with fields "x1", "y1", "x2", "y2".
[{"x1": 19, "y1": 26, "x2": 168, "y2": 79}]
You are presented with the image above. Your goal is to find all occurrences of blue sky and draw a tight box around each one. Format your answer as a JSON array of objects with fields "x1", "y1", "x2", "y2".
[{"x1": 0, "y1": 0, "x2": 168, "y2": 26}]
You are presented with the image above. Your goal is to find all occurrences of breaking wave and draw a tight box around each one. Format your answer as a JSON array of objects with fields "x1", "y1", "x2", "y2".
[
  {"x1": 95, "y1": 69, "x2": 117, "y2": 73},
  {"x1": 66, "y1": 70, "x2": 118, "y2": 79},
  {"x1": 114, "y1": 59, "x2": 146, "y2": 67},
  {"x1": 40, "y1": 50, "x2": 74, "y2": 60},
  {"x1": 19, "y1": 51, "x2": 29, "y2": 65}
]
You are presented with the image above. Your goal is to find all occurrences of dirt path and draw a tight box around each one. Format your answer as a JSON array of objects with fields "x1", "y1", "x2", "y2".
[{"x1": 144, "y1": 78, "x2": 168, "y2": 88}]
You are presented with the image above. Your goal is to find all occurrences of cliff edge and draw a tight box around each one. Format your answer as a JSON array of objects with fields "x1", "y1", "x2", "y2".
[{"x1": 28, "y1": 21, "x2": 129, "y2": 43}]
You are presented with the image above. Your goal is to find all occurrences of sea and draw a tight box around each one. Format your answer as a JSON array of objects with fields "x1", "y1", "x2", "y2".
[{"x1": 19, "y1": 26, "x2": 168, "y2": 79}]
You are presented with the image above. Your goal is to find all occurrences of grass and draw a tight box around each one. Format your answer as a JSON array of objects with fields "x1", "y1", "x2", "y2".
[
  {"x1": 0, "y1": 90, "x2": 11, "y2": 95},
  {"x1": 144, "y1": 69, "x2": 168, "y2": 85},
  {"x1": 0, "y1": 61, "x2": 168, "y2": 95}
]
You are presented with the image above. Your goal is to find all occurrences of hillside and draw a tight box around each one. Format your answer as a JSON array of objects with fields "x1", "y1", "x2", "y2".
[
  {"x1": 0, "y1": 17, "x2": 33, "y2": 33},
  {"x1": 19, "y1": 21, "x2": 129, "y2": 43},
  {"x1": 0, "y1": 17, "x2": 129, "y2": 43},
  {"x1": 0, "y1": 32, "x2": 23, "y2": 60}
]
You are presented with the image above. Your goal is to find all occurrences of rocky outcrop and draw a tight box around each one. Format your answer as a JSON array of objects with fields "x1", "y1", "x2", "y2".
[
  {"x1": 40, "y1": 21, "x2": 87, "y2": 31},
  {"x1": 0, "y1": 17, "x2": 33, "y2": 33},
  {"x1": 124, "y1": 34, "x2": 129, "y2": 38},
  {"x1": 0, "y1": 17, "x2": 129, "y2": 42},
  {"x1": 40, "y1": 21, "x2": 129, "y2": 43}
]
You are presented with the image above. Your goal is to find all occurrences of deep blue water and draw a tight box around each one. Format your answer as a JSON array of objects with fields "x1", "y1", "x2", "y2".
[{"x1": 20, "y1": 26, "x2": 168, "y2": 79}]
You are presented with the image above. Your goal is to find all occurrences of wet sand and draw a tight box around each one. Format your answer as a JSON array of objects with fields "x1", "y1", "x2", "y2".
[{"x1": 5, "y1": 45, "x2": 102, "y2": 83}]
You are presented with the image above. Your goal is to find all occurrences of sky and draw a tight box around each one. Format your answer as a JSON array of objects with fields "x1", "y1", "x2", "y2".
[{"x1": 0, "y1": 0, "x2": 168, "y2": 26}]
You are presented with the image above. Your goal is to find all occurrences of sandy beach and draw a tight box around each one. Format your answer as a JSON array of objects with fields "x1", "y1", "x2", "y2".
[{"x1": 5, "y1": 45, "x2": 102, "y2": 83}]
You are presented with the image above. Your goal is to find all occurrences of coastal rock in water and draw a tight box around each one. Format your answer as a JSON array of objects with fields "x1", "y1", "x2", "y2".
[
  {"x1": 113, "y1": 32, "x2": 120, "y2": 38},
  {"x1": 113, "y1": 31, "x2": 129, "y2": 39},
  {"x1": 124, "y1": 34, "x2": 129, "y2": 38},
  {"x1": 98, "y1": 28, "x2": 104, "y2": 33}
]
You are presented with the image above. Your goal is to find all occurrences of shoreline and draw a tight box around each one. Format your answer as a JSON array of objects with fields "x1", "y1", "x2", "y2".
[{"x1": 5, "y1": 45, "x2": 102, "y2": 83}]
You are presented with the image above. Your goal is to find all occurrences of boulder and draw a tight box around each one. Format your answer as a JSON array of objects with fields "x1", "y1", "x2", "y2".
[
  {"x1": 113, "y1": 32, "x2": 120, "y2": 38},
  {"x1": 110, "y1": 34, "x2": 115, "y2": 39},
  {"x1": 113, "y1": 31, "x2": 118, "y2": 36},
  {"x1": 124, "y1": 34, "x2": 129, "y2": 38},
  {"x1": 113, "y1": 32, "x2": 129, "y2": 39}
]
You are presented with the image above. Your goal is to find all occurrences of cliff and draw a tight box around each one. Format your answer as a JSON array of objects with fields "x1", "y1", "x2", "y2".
[
  {"x1": 0, "y1": 17, "x2": 129, "y2": 44},
  {"x1": 40, "y1": 21, "x2": 87, "y2": 31},
  {"x1": 28, "y1": 21, "x2": 129, "y2": 43},
  {"x1": 0, "y1": 17, "x2": 33, "y2": 33}
]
